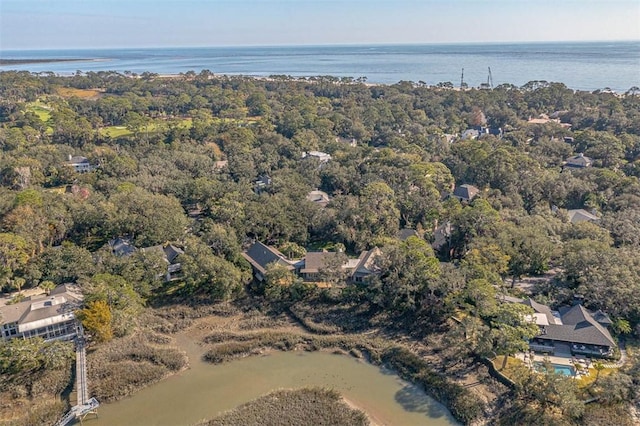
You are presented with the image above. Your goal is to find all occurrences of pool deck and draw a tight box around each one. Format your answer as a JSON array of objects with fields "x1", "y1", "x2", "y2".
[{"x1": 515, "y1": 352, "x2": 593, "y2": 377}]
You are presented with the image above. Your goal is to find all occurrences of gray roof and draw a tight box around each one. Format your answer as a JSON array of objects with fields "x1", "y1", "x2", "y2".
[
  {"x1": 452, "y1": 184, "x2": 479, "y2": 202},
  {"x1": 522, "y1": 298, "x2": 557, "y2": 325},
  {"x1": 68, "y1": 156, "x2": 89, "y2": 164},
  {"x1": 299, "y1": 252, "x2": 348, "y2": 274},
  {"x1": 306, "y1": 190, "x2": 330, "y2": 206},
  {"x1": 398, "y1": 228, "x2": 419, "y2": 241},
  {"x1": 242, "y1": 241, "x2": 293, "y2": 275},
  {"x1": 163, "y1": 244, "x2": 184, "y2": 263},
  {"x1": 109, "y1": 237, "x2": 136, "y2": 257},
  {"x1": 592, "y1": 310, "x2": 613, "y2": 325},
  {"x1": 352, "y1": 247, "x2": 382, "y2": 278},
  {"x1": 541, "y1": 304, "x2": 616, "y2": 347},
  {"x1": 0, "y1": 285, "x2": 82, "y2": 326},
  {"x1": 567, "y1": 209, "x2": 599, "y2": 224},
  {"x1": 431, "y1": 221, "x2": 452, "y2": 250},
  {"x1": 565, "y1": 153, "x2": 592, "y2": 168},
  {"x1": 140, "y1": 243, "x2": 183, "y2": 264}
]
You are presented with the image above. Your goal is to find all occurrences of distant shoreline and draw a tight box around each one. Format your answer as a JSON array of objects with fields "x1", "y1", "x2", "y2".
[{"x1": 0, "y1": 58, "x2": 93, "y2": 66}]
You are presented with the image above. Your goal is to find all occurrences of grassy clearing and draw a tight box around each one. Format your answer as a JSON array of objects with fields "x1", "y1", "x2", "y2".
[
  {"x1": 199, "y1": 388, "x2": 369, "y2": 426},
  {"x1": 100, "y1": 126, "x2": 133, "y2": 138},
  {"x1": 55, "y1": 87, "x2": 102, "y2": 99},
  {"x1": 25, "y1": 100, "x2": 52, "y2": 122},
  {"x1": 575, "y1": 365, "x2": 617, "y2": 388},
  {"x1": 99, "y1": 117, "x2": 192, "y2": 138}
]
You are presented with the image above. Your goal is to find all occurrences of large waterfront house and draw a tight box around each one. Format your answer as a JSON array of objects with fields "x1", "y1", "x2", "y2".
[
  {"x1": 0, "y1": 285, "x2": 83, "y2": 342},
  {"x1": 242, "y1": 241, "x2": 381, "y2": 285},
  {"x1": 519, "y1": 298, "x2": 616, "y2": 359}
]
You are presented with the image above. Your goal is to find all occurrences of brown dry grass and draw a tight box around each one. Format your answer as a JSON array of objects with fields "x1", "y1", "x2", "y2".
[
  {"x1": 55, "y1": 87, "x2": 103, "y2": 99},
  {"x1": 199, "y1": 388, "x2": 369, "y2": 426}
]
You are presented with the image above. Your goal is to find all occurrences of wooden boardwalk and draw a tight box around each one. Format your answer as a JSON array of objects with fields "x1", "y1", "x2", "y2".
[{"x1": 56, "y1": 327, "x2": 99, "y2": 426}]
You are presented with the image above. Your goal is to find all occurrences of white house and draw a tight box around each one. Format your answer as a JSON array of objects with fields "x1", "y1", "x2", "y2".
[{"x1": 0, "y1": 285, "x2": 83, "y2": 342}]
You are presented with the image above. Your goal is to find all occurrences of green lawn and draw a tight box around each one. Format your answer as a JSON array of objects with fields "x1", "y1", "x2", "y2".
[
  {"x1": 100, "y1": 118, "x2": 192, "y2": 138},
  {"x1": 25, "y1": 100, "x2": 52, "y2": 122},
  {"x1": 100, "y1": 126, "x2": 133, "y2": 138}
]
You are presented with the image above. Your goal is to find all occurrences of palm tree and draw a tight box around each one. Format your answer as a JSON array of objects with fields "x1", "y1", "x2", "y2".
[{"x1": 39, "y1": 280, "x2": 56, "y2": 295}]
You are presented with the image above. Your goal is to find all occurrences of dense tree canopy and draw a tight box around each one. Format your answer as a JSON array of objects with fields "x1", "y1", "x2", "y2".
[{"x1": 1, "y1": 70, "x2": 639, "y2": 425}]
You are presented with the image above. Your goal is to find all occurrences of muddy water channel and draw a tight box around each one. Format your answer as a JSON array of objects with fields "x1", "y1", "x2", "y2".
[{"x1": 89, "y1": 333, "x2": 458, "y2": 426}]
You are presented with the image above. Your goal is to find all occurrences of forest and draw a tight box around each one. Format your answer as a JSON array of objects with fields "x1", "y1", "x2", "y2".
[{"x1": 0, "y1": 70, "x2": 639, "y2": 425}]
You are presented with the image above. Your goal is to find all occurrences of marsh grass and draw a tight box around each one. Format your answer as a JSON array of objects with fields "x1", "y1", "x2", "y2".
[
  {"x1": 87, "y1": 333, "x2": 187, "y2": 403},
  {"x1": 202, "y1": 330, "x2": 376, "y2": 364},
  {"x1": 0, "y1": 399, "x2": 67, "y2": 426},
  {"x1": 0, "y1": 349, "x2": 72, "y2": 425},
  {"x1": 199, "y1": 388, "x2": 369, "y2": 426}
]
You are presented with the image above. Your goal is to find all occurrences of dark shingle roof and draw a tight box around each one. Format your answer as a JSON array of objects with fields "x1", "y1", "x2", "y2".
[
  {"x1": 542, "y1": 304, "x2": 617, "y2": 347},
  {"x1": 109, "y1": 237, "x2": 136, "y2": 257},
  {"x1": 242, "y1": 242, "x2": 292, "y2": 275},
  {"x1": 452, "y1": 184, "x2": 479, "y2": 202},
  {"x1": 163, "y1": 244, "x2": 184, "y2": 264},
  {"x1": 592, "y1": 310, "x2": 613, "y2": 325}
]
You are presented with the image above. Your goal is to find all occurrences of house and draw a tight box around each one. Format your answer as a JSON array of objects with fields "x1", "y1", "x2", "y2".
[
  {"x1": 563, "y1": 153, "x2": 592, "y2": 169},
  {"x1": 242, "y1": 241, "x2": 295, "y2": 281},
  {"x1": 140, "y1": 243, "x2": 184, "y2": 281},
  {"x1": 397, "y1": 228, "x2": 420, "y2": 241},
  {"x1": 108, "y1": 237, "x2": 136, "y2": 257},
  {"x1": 351, "y1": 247, "x2": 382, "y2": 284},
  {"x1": 0, "y1": 284, "x2": 82, "y2": 341},
  {"x1": 519, "y1": 298, "x2": 616, "y2": 358},
  {"x1": 296, "y1": 251, "x2": 350, "y2": 282},
  {"x1": 567, "y1": 209, "x2": 600, "y2": 224},
  {"x1": 254, "y1": 174, "x2": 272, "y2": 194},
  {"x1": 431, "y1": 221, "x2": 452, "y2": 252},
  {"x1": 461, "y1": 126, "x2": 503, "y2": 140},
  {"x1": 108, "y1": 237, "x2": 183, "y2": 281},
  {"x1": 461, "y1": 129, "x2": 480, "y2": 140},
  {"x1": 67, "y1": 155, "x2": 96, "y2": 173},
  {"x1": 242, "y1": 241, "x2": 382, "y2": 285},
  {"x1": 306, "y1": 190, "x2": 330, "y2": 207},
  {"x1": 451, "y1": 184, "x2": 480, "y2": 202},
  {"x1": 302, "y1": 151, "x2": 332, "y2": 163},
  {"x1": 335, "y1": 137, "x2": 357, "y2": 147}
]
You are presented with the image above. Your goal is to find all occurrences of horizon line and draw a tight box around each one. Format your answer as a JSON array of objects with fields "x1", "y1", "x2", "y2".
[{"x1": 2, "y1": 38, "x2": 639, "y2": 52}]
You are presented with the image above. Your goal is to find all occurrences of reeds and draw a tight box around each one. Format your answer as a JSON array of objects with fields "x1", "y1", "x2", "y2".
[{"x1": 199, "y1": 388, "x2": 368, "y2": 426}]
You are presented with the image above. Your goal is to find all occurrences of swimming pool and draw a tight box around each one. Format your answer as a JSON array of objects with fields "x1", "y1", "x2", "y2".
[{"x1": 534, "y1": 362, "x2": 576, "y2": 377}]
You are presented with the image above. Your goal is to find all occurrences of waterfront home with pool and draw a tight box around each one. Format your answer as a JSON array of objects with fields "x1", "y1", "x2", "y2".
[{"x1": 520, "y1": 298, "x2": 616, "y2": 359}]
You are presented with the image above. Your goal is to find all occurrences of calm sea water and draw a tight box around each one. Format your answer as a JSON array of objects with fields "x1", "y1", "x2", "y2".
[{"x1": 1, "y1": 42, "x2": 638, "y2": 92}]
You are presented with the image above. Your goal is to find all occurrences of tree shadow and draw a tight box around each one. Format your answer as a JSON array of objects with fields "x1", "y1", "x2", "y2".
[{"x1": 394, "y1": 384, "x2": 452, "y2": 420}]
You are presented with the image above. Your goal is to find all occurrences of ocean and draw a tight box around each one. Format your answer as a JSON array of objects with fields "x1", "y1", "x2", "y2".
[{"x1": 1, "y1": 41, "x2": 638, "y2": 92}]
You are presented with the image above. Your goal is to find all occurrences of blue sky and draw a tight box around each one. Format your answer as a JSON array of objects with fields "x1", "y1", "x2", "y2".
[{"x1": 1, "y1": 0, "x2": 639, "y2": 50}]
